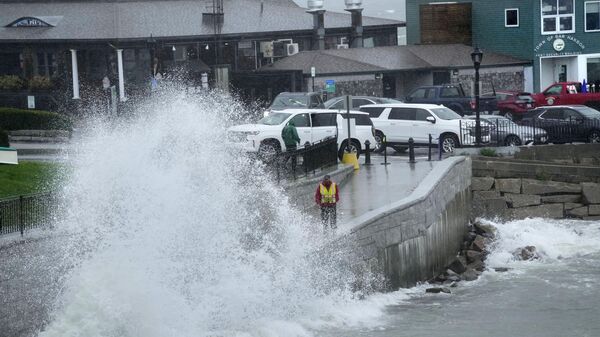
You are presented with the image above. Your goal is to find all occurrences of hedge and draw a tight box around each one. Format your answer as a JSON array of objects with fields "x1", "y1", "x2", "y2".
[
  {"x1": 0, "y1": 107, "x2": 72, "y2": 131},
  {"x1": 0, "y1": 129, "x2": 8, "y2": 147}
]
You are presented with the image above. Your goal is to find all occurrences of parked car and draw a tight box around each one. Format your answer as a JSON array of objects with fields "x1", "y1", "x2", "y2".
[
  {"x1": 465, "y1": 115, "x2": 547, "y2": 146},
  {"x1": 324, "y1": 96, "x2": 401, "y2": 110},
  {"x1": 482, "y1": 91, "x2": 535, "y2": 121},
  {"x1": 531, "y1": 82, "x2": 600, "y2": 110},
  {"x1": 404, "y1": 84, "x2": 497, "y2": 115},
  {"x1": 263, "y1": 92, "x2": 324, "y2": 116},
  {"x1": 226, "y1": 109, "x2": 376, "y2": 159},
  {"x1": 520, "y1": 105, "x2": 600, "y2": 143},
  {"x1": 359, "y1": 103, "x2": 489, "y2": 153}
]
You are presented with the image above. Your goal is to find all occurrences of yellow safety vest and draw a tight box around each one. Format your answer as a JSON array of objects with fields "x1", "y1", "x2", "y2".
[{"x1": 320, "y1": 183, "x2": 337, "y2": 204}]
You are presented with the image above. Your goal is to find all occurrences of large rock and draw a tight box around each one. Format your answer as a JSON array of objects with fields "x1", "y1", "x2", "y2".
[
  {"x1": 521, "y1": 179, "x2": 581, "y2": 195},
  {"x1": 582, "y1": 182, "x2": 600, "y2": 204},
  {"x1": 541, "y1": 194, "x2": 581, "y2": 203},
  {"x1": 462, "y1": 268, "x2": 479, "y2": 281},
  {"x1": 471, "y1": 177, "x2": 495, "y2": 191},
  {"x1": 504, "y1": 193, "x2": 541, "y2": 208},
  {"x1": 470, "y1": 235, "x2": 487, "y2": 252},
  {"x1": 564, "y1": 203, "x2": 584, "y2": 210},
  {"x1": 583, "y1": 215, "x2": 600, "y2": 220},
  {"x1": 567, "y1": 206, "x2": 588, "y2": 218},
  {"x1": 448, "y1": 256, "x2": 468, "y2": 274},
  {"x1": 466, "y1": 250, "x2": 483, "y2": 264},
  {"x1": 495, "y1": 178, "x2": 521, "y2": 194},
  {"x1": 509, "y1": 203, "x2": 564, "y2": 219},
  {"x1": 589, "y1": 205, "x2": 600, "y2": 216},
  {"x1": 472, "y1": 198, "x2": 508, "y2": 219},
  {"x1": 513, "y1": 246, "x2": 540, "y2": 260},
  {"x1": 468, "y1": 260, "x2": 485, "y2": 272},
  {"x1": 473, "y1": 190, "x2": 501, "y2": 200},
  {"x1": 473, "y1": 222, "x2": 496, "y2": 238}
]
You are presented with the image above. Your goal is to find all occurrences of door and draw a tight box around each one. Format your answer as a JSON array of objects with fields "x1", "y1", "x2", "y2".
[
  {"x1": 310, "y1": 112, "x2": 337, "y2": 143},
  {"x1": 411, "y1": 108, "x2": 437, "y2": 143},
  {"x1": 289, "y1": 113, "x2": 312, "y2": 147},
  {"x1": 386, "y1": 107, "x2": 415, "y2": 143}
]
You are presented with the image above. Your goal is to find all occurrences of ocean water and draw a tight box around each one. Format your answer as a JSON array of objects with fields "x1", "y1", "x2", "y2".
[{"x1": 3, "y1": 89, "x2": 598, "y2": 337}]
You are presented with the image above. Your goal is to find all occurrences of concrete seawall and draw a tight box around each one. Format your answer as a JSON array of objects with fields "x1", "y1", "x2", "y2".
[{"x1": 346, "y1": 157, "x2": 471, "y2": 289}]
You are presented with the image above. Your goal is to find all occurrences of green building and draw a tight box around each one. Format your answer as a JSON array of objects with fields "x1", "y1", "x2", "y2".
[{"x1": 407, "y1": 0, "x2": 600, "y2": 92}]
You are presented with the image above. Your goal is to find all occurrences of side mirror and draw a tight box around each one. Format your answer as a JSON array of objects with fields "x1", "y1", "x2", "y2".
[
  {"x1": 405, "y1": 96, "x2": 412, "y2": 102},
  {"x1": 426, "y1": 116, "x2": 436, "y2": 123}
]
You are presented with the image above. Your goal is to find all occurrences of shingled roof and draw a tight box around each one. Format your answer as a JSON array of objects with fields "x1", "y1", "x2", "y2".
[
  {"x1": 261, "y1": 44, "x2": 531, "y2": 75},
  {"x1": 0, "y1": 0, "x2": 402, "y2": 41}
]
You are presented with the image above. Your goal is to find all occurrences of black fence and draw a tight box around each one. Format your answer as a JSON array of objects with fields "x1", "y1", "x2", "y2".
[
  {"x1": 270, "y1": 136, "x2": 338, "y2": 181},
  {"x1": 0, "y1": 193, "x2": 56, "y2": 236},
  {"x1": 459, "y1": 118, "x2": 600, "y2": 147}
]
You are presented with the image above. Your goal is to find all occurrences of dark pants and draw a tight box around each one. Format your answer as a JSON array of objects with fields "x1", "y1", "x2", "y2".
[
  {"x1": 320, "y1": 204, "x2": 337, "y2": 231},
  {"x1": 286, "y1": 144, "x2": 297, "y2": 168}
]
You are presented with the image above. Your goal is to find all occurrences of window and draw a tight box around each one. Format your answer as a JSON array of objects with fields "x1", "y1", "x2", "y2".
[
  {"x1": 409, "y1": 88, "x2": 427, "y2": 99},
  {"x1": 290, "y1": 113, "x2": 310, "y2": 127},
  {"x1": 586, "y1": 1, "x2": 600, "y2": 31},
  {"x1": 330, "y1": 99, "x2": 344, "y2": 110},
  {"x1": 540, "y1": 109, "x2": 562, "y2": 119},
  {"x1": 505, "y1": 8, "x2": 519, "y2": 27},
  {"x1": 440, "y1": 87, "x2": 461, "y2": 98},
  {"x1": 545, "y1": 84, "x2": 564, "y2": 95},
  {"x1": 541, "y1": 0, "x2": 574, "y2": 34},
  {"x1": 389, "y1": 108, "x2": 416, "y2": 120},
  {"x1": 343, "y1": 114, "x2": 373, "y2": 126},
  {"x1": 353, "y1": 99, "x2": 374, "y2": 108},
  {"x1": 359, "y1": 107, "x2": 386, "y2": 118},
  {"x1": 35, "y1": 52, "x2": 56, "y2": 77},
  {"x1": 311, "y1": 113, "x2": 337, "y2": 127},
  {"x1": 415, "y1": 109, "x2": 433, "y2": 121}
]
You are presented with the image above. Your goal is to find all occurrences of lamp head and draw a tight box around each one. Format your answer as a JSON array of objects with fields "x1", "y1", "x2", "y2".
[{"x1": 471, "y1": 46, "x2": 483, "y2": 66}]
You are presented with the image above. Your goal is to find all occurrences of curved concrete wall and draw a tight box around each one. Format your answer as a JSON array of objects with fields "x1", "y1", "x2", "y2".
[{"x1": 347, "y1": 157, "x2": 471, "y2": 289}]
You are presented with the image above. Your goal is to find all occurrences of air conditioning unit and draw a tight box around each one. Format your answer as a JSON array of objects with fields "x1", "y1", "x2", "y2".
[
  {"x1": 260, "y1": 41, "x2": 274, "y2": 57},
  {"x1": 286, "y1": 43, "x2": 299, "y2": 56},
  {"x1": 336, "y1": 43, "x2": 349, "y2": 49}
]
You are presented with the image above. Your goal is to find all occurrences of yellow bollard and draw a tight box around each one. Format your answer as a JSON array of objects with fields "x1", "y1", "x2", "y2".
[{"x1": 342, "y1": 152, "x2": 360, "y2": 170}]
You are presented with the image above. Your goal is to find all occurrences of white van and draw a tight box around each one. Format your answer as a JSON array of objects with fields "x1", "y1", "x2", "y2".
[{"x1": 227, "y1": 109, "x2": 376, "y2": 158}]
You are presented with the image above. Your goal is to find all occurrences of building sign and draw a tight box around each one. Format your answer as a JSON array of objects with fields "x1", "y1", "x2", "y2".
[
  {"x1": 534, "y1": 34, "x2": 586, "y2": 57},
  {"x1": 27, "y1": 96, "x2": 35, "y2": 109},
  {"x1": 7, "y1": 17, "x2": 52, "y2": 27},
  {"x1": 325, "y1": 79, "x2": 335, "y2": 93}
]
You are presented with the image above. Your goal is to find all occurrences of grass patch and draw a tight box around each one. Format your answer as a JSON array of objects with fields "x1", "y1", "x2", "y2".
[
  {"x1": 0, "y1": 161, "x2": 64, "y2": 199},
  {"x1": 479, "y1": 148, "x2": 498, "y2": 157}
]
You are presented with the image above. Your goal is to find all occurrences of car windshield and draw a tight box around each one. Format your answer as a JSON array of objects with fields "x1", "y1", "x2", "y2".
[
  {"x1": 270, "y1": 94, "x2": 309, "y2": 109},
  {"x1": 575, "y1": 106, "x2": 600, "y2": 119},
  {"x1": 482, "y1": 116, "x2": 517, "y2": 126},
  {"x1": 377, "y1": 98, "x2": 402, "y2": 104},
  {"x1": 431, "y1": 107, "x2": 462, "y2": 120},
  {"x1": 257, "y1": 112, "x2": 291, "y2": 125}
]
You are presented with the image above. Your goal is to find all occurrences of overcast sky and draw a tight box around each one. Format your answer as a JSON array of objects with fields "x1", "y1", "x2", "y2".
[{"x1": 292, "y1": 0, "x2": 406, "y2": 21}]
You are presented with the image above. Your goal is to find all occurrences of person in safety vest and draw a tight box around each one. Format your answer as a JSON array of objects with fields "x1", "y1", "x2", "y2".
[{"x1": 315, "y1": 174, "x2": 339, "y2": 231}]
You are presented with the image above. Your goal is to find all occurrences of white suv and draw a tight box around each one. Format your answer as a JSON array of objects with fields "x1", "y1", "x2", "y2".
[
  {"x1": 359, "y1": 103, "x2": 489, "y2": 153},
  {"x1": 227, "y1": 109, "x2": 376, "y2": 158}
]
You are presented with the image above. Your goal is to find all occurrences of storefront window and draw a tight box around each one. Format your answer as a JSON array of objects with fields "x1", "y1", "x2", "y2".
[
  {"x1": 541, "y1": 0, "x2": 574, "y2": 34},
  {"x1": 35, "y1": 52, "x2": 57, "y2": 77},
  {"x1": 586, "y1": 1, "x2": 600, "y2": 32},
  {"x1": 588, "y1": 58, "x2": 600, "y2": 87}
]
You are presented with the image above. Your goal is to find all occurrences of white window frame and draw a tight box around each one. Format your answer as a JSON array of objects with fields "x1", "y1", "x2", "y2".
[
  {"x1": 540, "y1": 0, "x2": 575, "y2": 35},
  {"x1": 585, "y1": 1, "x2": 600, "y2": 32},
  {"x1": 505, "y1": 8, "x2": 520, "y2": 27}
]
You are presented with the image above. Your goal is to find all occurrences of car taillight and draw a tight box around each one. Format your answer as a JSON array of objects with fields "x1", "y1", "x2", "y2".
[{"x1": 470, "y1": 100, "x2": 476, "y2": 110}]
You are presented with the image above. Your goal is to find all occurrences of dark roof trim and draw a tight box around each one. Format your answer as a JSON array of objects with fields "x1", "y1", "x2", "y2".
[{"x1": 6, "y1": 16, "x2": 54, "y2": 27}]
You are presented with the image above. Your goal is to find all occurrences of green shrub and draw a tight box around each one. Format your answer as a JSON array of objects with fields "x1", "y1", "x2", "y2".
[
  {"x1": 479, "y1": 148, "x2": 498, "y2": 157},
  {"x1": 28, "y1": 76, "x2": 53, "y2": 90},
  {"x1": 0, "y1": 129, "x2": 8, "y2": 147},
  {"x1": 0, "y1": 107, "x2": 72, "y2": 131},
  {"x1": 0, "y1": 75, "x2": 25, "y2": 90}
]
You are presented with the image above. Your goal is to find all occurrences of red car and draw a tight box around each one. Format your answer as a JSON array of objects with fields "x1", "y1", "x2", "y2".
[{"x1": 485, "y1": 91, "x2": 535, "y2": 121}]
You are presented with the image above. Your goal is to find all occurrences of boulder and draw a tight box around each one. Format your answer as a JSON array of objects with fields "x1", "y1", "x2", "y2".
[
  {"x1": 448, "y1": 256, "x2": 468, "y2": 274},
  {"x1": 466, "y1": 250, "x2": 483, "y2": 264},
  {"x1": 541, "y1": 194, "x2": 581, "y2": 203},
  {"x1": 468, "y1": 260, "x2": 485, "y2": 272},
  {"x1": 426, "y1": 287, "x2": 451, "y2": 294},
  {"x1": 473, "y1": 222, "x2": 496, "y2": 238},
  {"x1": 472, "y1": 198, "x2": 508, "y2": 219},
  {"x1": 446, "y1": 275, "x2": 461, "y2": 282},
  {"x1": 471, "y1": 177, "x2": 495, "y2": 191},
  {"x1": 567, "y1": 206, "x2": 588, "y2": 218},
  {"x1": 508, "y1": 203, "x2": 564, "y2": 219},
  {"x1": 582, "y1": 182, "x2": 600, "y2": 204},
  {"x1": 564, "y1": 203, "x2": 584, "y2": 210},
  {"x1": 470, "y1": 235, "x2": 487, "y2": 252},
  {"x1": 583, "y1": 215, "x2": 600, "y2": 221},
  {"x1": 521, "y1": 179, "x2": 581, "y2": 195},
  {"x1": 513, "y1": 246, "x2": 540, "y2": 261},
  {"x1": 473, "y1": 190, "x2": 502, "y2": 200},
  {"x1": 462, "y1": 268, "x2": 479, "y2": 281},
  {"x1": 589, "y1": 205, "x2": 600, "y2": 216},
  {"x1": 504, "y1": 193, "x2": 541, "y2": 208},
  {"x1": 495, "y1": 178, "x2": 521, "y2": 194}
]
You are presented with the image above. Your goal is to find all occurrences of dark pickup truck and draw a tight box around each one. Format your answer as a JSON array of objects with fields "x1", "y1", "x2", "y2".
[{"x1": 404, "y1": 85, "x2": 498, "y2": 116}]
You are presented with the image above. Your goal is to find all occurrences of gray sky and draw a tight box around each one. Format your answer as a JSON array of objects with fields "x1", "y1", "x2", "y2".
[{"x1": 292, "y1": 0, "x2": 406, "y2": 21}]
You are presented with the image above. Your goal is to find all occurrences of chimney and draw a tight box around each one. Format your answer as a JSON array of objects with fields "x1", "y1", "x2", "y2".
[
  {"x1": 345, "y1": 0, "x2": 363, "y2": 48},
  {"x1": 307, "y1": 0, "x2": 325, "y2": 50}
]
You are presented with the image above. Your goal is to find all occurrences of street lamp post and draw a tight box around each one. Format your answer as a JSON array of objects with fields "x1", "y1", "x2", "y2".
[{"x1": 471, "y1": 46, "x2": 483, "y2": 146}]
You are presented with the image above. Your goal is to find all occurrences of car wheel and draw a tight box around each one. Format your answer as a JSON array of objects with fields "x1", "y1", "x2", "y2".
[
  {"x1": 589, "y1": 129, "x2": 600, "y2": 143},
  {"x1": 504, "y1": 135, "x2": 522, "y2": 147},
  {"x1": 441, "y1": 134, "x2": 459, "y2": 153},
  {"x1": 338, "y1": 140, "x2": 361, "y2": 160},
  {"x1": 502, "y1": 110, "x2": 514, "y2": 121},
  {"x1": 258, "y1": 140, "x2": 280, "y2": 159},
  {"x1": 392, "y1": 146, "x2": 408, "y2": 153},
  {"x1": 373, "y1": 131, "x2": 386, "y2": 153}
]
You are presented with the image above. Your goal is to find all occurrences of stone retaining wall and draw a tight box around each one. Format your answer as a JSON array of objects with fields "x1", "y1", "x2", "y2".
[
  {"x1": 473, "y1": 157, "x2": 600, "y2": 183},
  {"x1": 9, "y1": 130, "x2": 70, "y2": 143},
  {"x1": 346, "y1": 157, "x2": 471, "y2": 289},
  {"x1": 472, "y1": 177, "x2": 600, "y2": 221}
]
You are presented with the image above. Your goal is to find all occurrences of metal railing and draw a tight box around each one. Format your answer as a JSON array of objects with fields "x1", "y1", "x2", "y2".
[
  {"x1": 270, "y1": 136, "x2": 338, "y2": 181},
  {"x1": 0, "y1": 192, "x2": 56, "y2": 236}
]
